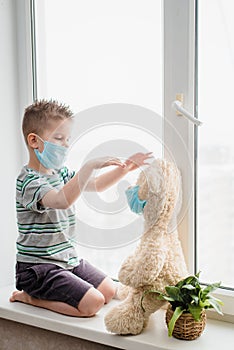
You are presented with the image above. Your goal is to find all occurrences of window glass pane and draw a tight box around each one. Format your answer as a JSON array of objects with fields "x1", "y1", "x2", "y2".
[
  {"x1": 35, "y1": 0, "x2": 162, "y2": 277},
  {"x1": 36, "y1": 0, "x2": 162, "y2": 114},
  {"x1": 198, "y1": 0, "x2": 234, "y2": 289}
]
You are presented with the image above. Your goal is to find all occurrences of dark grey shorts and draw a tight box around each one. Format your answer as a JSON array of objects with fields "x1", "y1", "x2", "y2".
[{"x1": 15, "y1": 259, "x2": 107, "y2": 309}]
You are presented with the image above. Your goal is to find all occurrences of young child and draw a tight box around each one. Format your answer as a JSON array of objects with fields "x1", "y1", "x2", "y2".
[{"x1": 10, "y1": 100, "x2": 152, "y2": 317}]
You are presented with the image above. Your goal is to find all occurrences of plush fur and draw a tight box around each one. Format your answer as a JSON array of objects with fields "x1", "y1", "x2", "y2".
[{"x1": 104, "y1": 159, "x2": 188, "y2": 335}]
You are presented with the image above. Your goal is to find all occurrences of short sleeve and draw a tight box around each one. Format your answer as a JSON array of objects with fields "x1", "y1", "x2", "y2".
[
  {"x1": 21, "y1": 174, "x2": 54, "y2": 213},
  {"x1": 59, "y1": 167, "x2": 76, "y2": 184}
]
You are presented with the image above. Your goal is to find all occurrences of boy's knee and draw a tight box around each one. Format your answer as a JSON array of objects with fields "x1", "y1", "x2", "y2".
[
  {"x1": 104, "y1": 284, "x2": 116, "y2": 304},
  {"x1": 98, "y1": 277, "x2": 116, "y2": 304},
  {"x1": 78, "y1": 288, "x2": 105, "y2": 316}
]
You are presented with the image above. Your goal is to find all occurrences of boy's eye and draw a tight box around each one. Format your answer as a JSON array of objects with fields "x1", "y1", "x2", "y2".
[
  {"x1": 53, "y1": 135, "x2": 70, "y2": 143},
  {"x1": 54, "y1": 136, "x2": 63, "y2": 141}
]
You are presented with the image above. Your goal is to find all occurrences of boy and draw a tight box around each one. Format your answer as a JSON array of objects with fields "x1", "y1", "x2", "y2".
[{"x1": 10, "y1": 100, "x2": 152, "y2": 317}]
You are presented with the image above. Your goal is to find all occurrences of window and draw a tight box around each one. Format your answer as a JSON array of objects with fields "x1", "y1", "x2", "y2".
[
  {"x1": 34, "y1": 0, "x2": 163, "y2": 277},
  {"x1": 15, "y1": 0, "x2": 233, "y2": 317},
  {"x1": 197, "y1": 0, "x2": 234, "y2": 291},
  {"x1": 163, "y1": 0, "x2": 234, "y2": 317}
]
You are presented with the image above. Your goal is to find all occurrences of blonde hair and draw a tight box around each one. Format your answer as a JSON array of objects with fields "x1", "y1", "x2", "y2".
[{"x1": 22, "y1": 99, "x2": 73, "y2": 144}]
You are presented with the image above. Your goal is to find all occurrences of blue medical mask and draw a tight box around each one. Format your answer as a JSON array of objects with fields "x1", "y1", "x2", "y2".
[
  {"x1": 125, "y1": 185, "x2": 147, "y2": 214},
  {"x1": 34, "y1": 136, "x2": 68, "y2": 170}
]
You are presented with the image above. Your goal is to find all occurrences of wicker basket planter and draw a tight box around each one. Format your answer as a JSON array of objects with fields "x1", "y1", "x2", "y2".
[
  {"x1": 141, "y1": 273, "x2": 223, "y2": 340},
  {"x1": 165, "y1": 305, "x2": 207, "y2": 340}
]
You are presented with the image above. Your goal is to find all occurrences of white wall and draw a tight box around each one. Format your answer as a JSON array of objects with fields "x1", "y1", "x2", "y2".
[{"x1": 0, "y1": 0, "x2": 23, "y2": 287}]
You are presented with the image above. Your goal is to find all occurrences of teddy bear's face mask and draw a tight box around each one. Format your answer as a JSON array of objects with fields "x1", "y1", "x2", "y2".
[{"x1": 125, "y1": 185, "x2": 147, "y2": 214}]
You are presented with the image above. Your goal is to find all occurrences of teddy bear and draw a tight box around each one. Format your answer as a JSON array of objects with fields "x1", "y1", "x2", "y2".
[{"x1": 104, "y1": 158, "x2": 188, "y2": 335}]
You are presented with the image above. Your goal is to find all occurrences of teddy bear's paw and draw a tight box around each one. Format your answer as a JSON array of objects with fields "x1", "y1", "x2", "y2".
[
  {"x1": 114, "y1": 283, "x2": 130, "y2": 300},
  {"x1": 118, "y1": 267, "x2": 154, "y2": 288},
  {"x1": 118, "y1": 265, "x2": 142, "y2": 287},
  {"x1": 104, "y1": 303, "x2": 144, "y2": 335},
  {"x1": 117, "y1": 255, "x2": 141, "y2": 284}
]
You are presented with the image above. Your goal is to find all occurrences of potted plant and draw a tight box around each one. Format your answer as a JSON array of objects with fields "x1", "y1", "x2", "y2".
[{"x1": 141, "y1": 272, "x2": 223, "y2": 340}]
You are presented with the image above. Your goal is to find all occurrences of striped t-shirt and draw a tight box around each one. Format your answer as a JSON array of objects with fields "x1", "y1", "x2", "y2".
[{"x1": 16, "y1": 166, "x2": 80, "y2": 269}]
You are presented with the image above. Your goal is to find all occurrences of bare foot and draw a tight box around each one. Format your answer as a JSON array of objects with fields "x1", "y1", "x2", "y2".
[{"x1": 9, "y1": 290, "x2": 32, "y2": 304}]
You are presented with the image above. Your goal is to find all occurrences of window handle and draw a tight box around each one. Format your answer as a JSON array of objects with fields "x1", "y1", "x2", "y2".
[{"x1": 172, "y1": 100, "x2": 203, "y2": 126}]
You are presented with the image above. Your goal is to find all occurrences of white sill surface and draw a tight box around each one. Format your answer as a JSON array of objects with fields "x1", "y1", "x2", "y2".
[{"x1": 1, "y1": 285, "x2": 234, "y2": 350}]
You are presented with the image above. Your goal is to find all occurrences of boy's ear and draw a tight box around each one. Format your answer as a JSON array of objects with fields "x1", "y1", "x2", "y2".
[{"x1": 27, "y1": 133, "x2": 39, "y2": 149}]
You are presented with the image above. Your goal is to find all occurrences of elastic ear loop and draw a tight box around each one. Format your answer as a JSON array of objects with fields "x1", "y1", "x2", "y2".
[{"x1": 35, "y1": 134, "x2": 45, "y2": 143}]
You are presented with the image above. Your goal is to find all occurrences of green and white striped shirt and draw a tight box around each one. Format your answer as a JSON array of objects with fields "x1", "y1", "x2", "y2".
[{"x1": 16, "y1": 166, "x2": 80, "y2": 269}]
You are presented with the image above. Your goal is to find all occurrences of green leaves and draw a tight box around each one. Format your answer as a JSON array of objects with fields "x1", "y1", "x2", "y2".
[
  {"x1": 188, "y1": 304, "x2": 203, "y2": 321},
  {"x1": 165, "y1": 286, "x2": 183, "y2": 302},
  {"x1": 200, "y1": 282, "x2": 221, "y2": 301},
  {"x1": 167, "y1": 306, "x2": 185, "y2": 337},
  {"x1": 207, "y1": 297, "x2": 224, "y2": 315},
  {"x1": 141, "y1": 272, "x2": 223, "y2": 337}
]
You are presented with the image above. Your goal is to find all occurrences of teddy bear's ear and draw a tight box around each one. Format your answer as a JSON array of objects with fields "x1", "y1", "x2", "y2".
[
  {"x1": 141, "y1": 159, "x2": 167, "y2": 227},
  {"x1": 143, "y1": 191, "x2": 166, "y2": 228},
  {"x1": 168, "y1": 167, "x2": 182, "y2": 233}
]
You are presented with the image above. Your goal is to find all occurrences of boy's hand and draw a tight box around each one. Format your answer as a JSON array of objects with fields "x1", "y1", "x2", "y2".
[
  {"x1": 91, "y1": 156, "x2": 126, "y2": 169},
  {"x1": 124, "y1": 152, "x2": 153, "y2": 171}
]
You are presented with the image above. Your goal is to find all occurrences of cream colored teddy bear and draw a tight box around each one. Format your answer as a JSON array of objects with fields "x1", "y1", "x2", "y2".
[{"x1": 105, "y1": 159, "x2": 188, "y2": 335}]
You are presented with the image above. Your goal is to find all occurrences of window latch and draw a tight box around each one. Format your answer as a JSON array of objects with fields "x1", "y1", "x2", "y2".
[{"x1": 172, "y1": 100, "x2": 203, "y2": 126}]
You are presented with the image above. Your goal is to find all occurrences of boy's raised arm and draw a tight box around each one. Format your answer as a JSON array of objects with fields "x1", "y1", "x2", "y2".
[
  {"x1": 41, "y1": 157, "x2": 125, "y2": 209},
  {"x1": 86, "y1": 152, "x2": 153, "y2": 192}
]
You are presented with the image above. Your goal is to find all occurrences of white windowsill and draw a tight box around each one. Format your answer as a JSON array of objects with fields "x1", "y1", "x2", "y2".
[{"x1": 1, "y1": 285, "x2": 234, "y2": 350}]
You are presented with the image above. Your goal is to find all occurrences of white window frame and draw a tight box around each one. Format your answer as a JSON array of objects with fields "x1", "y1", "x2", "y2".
[
  {"x1": 164, "y1": 0, "x2": 196, "y2": 272},
  {"x1": 164, "y1": 0, "x2": 234, "y2": 321},
  {"x1": 15, "y1": 0, "x2": 35, "y2": 164},
  {"x1": 15, "y1": 0, "x2": 234, "y2": 321}
]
